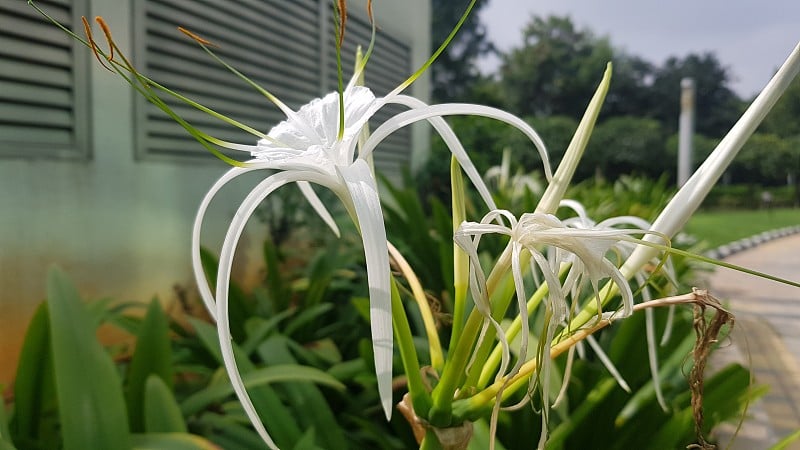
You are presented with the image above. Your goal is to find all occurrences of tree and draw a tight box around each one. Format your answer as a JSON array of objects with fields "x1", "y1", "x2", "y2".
[
  {"x1": 760, "y1": 75, "x2": 800, "y2": 138},
  {"x1": 581, "y1": 116, "x2": 668, "y2": 180},
  {"x1": 602, "y1": 52, "x2": 655, "y2": 119},
  {"x1": 730, "y1": 133, "x2": 799, "y2": 186},
  {"x1": 500, "y1": 16, "x2": 613, "y2": 118},
  {"x1": 648, "y1": 53, "x2": 743, "y2": 137},
  {"x1": 431, "y1": 0, "x2": 495, "y2": 101}
]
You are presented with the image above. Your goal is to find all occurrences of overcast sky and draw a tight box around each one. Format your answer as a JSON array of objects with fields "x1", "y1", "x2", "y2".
[{"x1": 479, "y1": 0, "x2": 800, "y2": 98}]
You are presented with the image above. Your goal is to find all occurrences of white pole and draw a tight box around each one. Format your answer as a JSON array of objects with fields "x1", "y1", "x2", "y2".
[{"x1": 678, "y1": 77, "x2": 695, "y2": 187}]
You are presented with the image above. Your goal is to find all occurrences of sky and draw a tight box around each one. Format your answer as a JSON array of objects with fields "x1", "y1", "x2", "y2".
[{"x1": 479, "y1": 0, "x2": 800, "y2": 98}]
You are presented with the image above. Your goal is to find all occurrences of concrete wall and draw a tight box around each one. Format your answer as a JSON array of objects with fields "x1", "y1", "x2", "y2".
[{"x1": 0, "y1": 0, "x2": 430, "y2": 385}]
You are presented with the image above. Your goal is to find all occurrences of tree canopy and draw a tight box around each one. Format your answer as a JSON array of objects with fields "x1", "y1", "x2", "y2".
[
  {"x1": 430, "y1": 0, "x2": 495, "y2": 101},
  {"x1": 423, "y1": 8, "x2": 799, "y2": 197}
]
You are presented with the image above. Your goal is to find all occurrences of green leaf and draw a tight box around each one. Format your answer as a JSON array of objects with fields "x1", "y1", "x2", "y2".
[
  {"x1": 467, "y1": 419, "x2": 507, "y2": 450},
  {"x1": 283, "y1": 303, "x2": 333, "y2": 337},
  {"x1": 241, "y1": 309, "x2": 294, "y2": 355},
  {"x1": 143, "y1": 375, "x2": 187, "y2": 433},
  {"x1": 263, "y1": 239, "x2": 289, "y2": 311},
  {"x1": 181, "y1": 364, "x2": 344, "y2": 416},
  {"x1": 547, "y1": 377, "x2": 618, "y2": 450},
  {"x1": 46, "y1": 267, "x2": 131, "y2": 450},
  {"x1": 0, "y1": 395, "x2": 17, "y2": 450},
  {"x1": 130, "y1": 432, "x2": 218, "y2": 450},
  {"x1": 192, "y1": 412, "x2": 264, "y2": 448},
  {"x1": 257, "y1": 336, "x2": 347, "y2": 449},
  {"x1": 9, "y1": 302, "x2": 58, "y2": 448},
  {"x1": 769, "y1": 429, "x2": 800, "y2": 450},
  {"x1": 126, "y1": 299, "x2": 173, "y2": 432},
  {"x1": 186, "y1": 319, "x2": 305, "y2": 446},
  {"x1": 291, "y1": 428, "x2": 324, "y2": 450}
]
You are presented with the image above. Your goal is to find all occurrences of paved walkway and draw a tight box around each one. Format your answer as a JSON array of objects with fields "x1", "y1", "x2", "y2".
[{"x1": 700, "y1": 232, "x2": 800, "y2": 449}]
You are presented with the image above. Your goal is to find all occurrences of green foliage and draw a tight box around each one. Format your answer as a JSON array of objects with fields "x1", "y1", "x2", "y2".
[
  {"x1": 7, "y1": 258, "x2": 393, "y2": 450},
  {"x1": 431, "y1": 0, "x2": 494, "y2": 101},
  {"x1": 126, "y1": 299, "x2": 173, "y2": 432},
  {"x1": 758, "y1": 73, "x2": 800, "y2": 138},
  {"x1": 501, "y1": 16, "x2": 613, "y2": 118},
  {"x1": 46, "y1": 268, "x2": 131, "y2": 450},
  {"x1": 143, "y1": 376, "x2": 187, "y2": 433},
  {"x1": 565, "y1": 175, "x2": 675, "y2": 222},
  {"x1": 731, "y1": 133, "x2": 800, "y2": 186},
  {"x1": 582, "y1": 116, "x2": 668, "y2": 179},
  {"x1": 665, "y1": 132, "x2": 719, "y2": 171},
  {"x1": 6, "y1": 174, "x2": 767, "y2": 450},
  {"x1": 8, "y1": 303, "x2": 57, "y2": 450},
  {"x1": 386, "y1": 171, "x2": 756, "y2": 449},
  {"x1": 5, "y1": 269, "x2": 219, "y2": 450},
  {"x1": 648, "y1": 53, "x2": 743, "y2": 137},
  {"x1": 686, "y1": 208, "x2": 800, "y2": 248}
]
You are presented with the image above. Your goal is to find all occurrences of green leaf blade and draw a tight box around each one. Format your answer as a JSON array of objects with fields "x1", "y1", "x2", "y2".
[
  {"x1": 126, "y1": 299, "x2": 173, "y2": 432},
  {"x1": 46, "y1": 268, "x2": 131, "y2": 450},
  {"x1": 143, "y1": 375, "x2": 187, "y2": 433}
]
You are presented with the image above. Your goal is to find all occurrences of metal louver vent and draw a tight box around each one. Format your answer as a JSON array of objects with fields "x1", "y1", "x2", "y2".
[
  {"x1": 135, "y1": 0, "x2": 322, "y2": 160},
  {"x1": 136, "y1": 0, "x2": 412, "y2": 174},
  {"x1": 0, "y1": 0, "x2": 90, "y2": 159},
  {"x1": 331, "y1": 13, "x2": 412, "y2": 176}
]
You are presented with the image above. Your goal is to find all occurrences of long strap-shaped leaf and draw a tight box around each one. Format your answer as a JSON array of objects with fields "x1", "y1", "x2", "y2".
[{"x1": 46, "y1": 268, "x2": 131, "y2": 450}]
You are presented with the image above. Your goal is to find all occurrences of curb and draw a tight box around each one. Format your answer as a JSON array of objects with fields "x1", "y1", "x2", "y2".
[{"x1": 703, "y1": 225, "x2": 800, "y2": 260}]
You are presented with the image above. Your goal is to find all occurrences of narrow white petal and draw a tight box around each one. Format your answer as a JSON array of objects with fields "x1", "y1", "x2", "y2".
[
  {"x1": 296, "y1": 181, "x2": 341, "y2": 237},
  {"x1": 193, "y1": 164, "x2": 260, "y2": 320},
  {"x1": 366, "y1": 102, "x2": 551, "y2": 181},
  {"x1": 586, "y1": 334, "x2": 631, "y2": 393},
  {"x1": 216, "y1": 171, "x2": 305, "y2": 450},
  {"x1": 510, "y1": 241, "x2": 530, "y2": 378},
  {"x1": 215, "y1": 170, "x2": 334, "y2": 449},
  {"x1": 337, "y1": 159, "x2": 394, "y2": 420}
]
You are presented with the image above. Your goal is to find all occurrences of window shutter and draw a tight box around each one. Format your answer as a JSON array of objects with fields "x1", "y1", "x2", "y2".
[
  {"x1": 135, "y1": 0, "x2": 322, "y2": 160},
  {"x1": 0, "y1": 0, "x2": 90, "y2": 159},
  {"x1": 329, "y1": 13, "x2": 413, "y2": 176},
  {"x1": 136, "y1": 0, "x2": 413, "y2": 174}
]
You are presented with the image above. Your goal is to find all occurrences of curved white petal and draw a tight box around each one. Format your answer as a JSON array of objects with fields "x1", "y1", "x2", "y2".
[
  {"x1": 296, "y1": 181, "x2": 341, "y2": 237},
  {"x1": 378, "y1": 96, "x2": 502, "y2": 211},
  {"x1": 366, "y1": 102, "x2": 552, "y2": 184},
  {"x1": 215, "y1": 170, "x2": 335, "y2": 450},
  {"x1": 193, "y1": 163, "x2": 263, "y2": 319},
  {"x1": 336, "y1": 159, "x2": 394, "y2": 420}
]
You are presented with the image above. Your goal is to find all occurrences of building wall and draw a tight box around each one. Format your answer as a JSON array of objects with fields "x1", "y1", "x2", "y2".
[{"x1": 0, "y1": 0, "x2": 430, "y2": 385}]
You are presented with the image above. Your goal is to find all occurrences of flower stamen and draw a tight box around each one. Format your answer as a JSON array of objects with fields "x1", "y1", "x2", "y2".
[
  {"x1": 178, "y1": 26, "x2": 216, "y2": 47},
  {"x1": 82, "y1": 16, "x2": 113, "y2": 71}
]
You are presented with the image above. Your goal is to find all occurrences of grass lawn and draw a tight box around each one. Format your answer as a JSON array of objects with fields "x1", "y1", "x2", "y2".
[{"x1": 684, "y1": 208, "x2": 800, "y2": 248}]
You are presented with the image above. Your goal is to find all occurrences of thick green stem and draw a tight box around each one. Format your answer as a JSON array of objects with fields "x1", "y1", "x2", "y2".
[
  {"x1": 449, "y1": 156, "x2": 469, "y2": 352},
  {"x1": 429, "y1": 247, "x2": 516, "y2": 426},
  {"x1": 392, "y1": 277, "x2": 432, "y2": 417}
]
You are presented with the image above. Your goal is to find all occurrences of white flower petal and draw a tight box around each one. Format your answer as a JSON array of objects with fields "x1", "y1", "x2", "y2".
[
  {"x1": 215, "y1": 171, "x2": 317, "y2": 450},
  {"x1": 366, "y1": 102, "x2": 552, "y2": 183},
  {"x1": 336, "y1": 159, "x2": 394, "y2": 420},
  {"x1": 193, "y1": 163, "x2": 265, "y2": 319},
  {"x1": 296, "y1": 181, "x2": 340, "y2": 238},
  {"x1": 586, "y1": 334, "x2": 631, "y2": 393}
]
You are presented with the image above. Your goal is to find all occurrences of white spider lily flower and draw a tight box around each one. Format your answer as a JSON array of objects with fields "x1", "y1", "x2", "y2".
[
  {"x1": 554, "y1": 204, "x2": 677, "y2": 409},
  {"x1": 453, "y1": 210, "x2": 646, "y2": 377},
  {"x1": 455, "y1": 209, "x2": 660, "y2": 448},
  {"x1": 188, "y1": 37, "x2": 556, "y2": 450}
]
